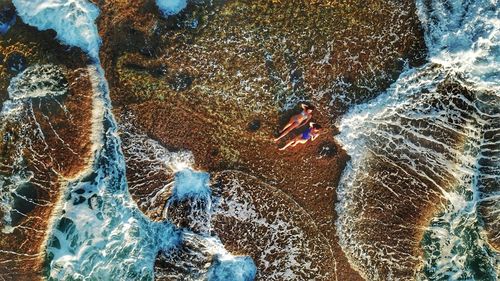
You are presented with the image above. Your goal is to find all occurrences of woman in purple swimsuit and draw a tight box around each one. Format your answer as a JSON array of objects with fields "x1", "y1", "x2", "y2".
[
  {"x1": 279, "y1": 122, "x2": 321, "y2": 151},
  {"x1": 274, "y1": 104, "x2": 314, "y2": 142}
]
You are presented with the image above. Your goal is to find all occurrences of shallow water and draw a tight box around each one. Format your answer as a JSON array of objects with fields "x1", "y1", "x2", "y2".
[
  {"x1": 5, "y1": 1, "x2": 256, "y2": 280},
  {"x1": 337, "y1": 0, "x2": 499, "y2": 279},
  {"x1": 0, "y1": 0, "x2": 498, "y2": 280}
]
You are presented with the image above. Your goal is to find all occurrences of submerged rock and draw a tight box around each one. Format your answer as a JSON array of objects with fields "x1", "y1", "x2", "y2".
[
  {"x1": 169, "y1": 72, "x2": 193, "y2": 91},
  {"x1": 5, "y1": 51, "x2": 26, "y2": 73},
  {"x1": 0, "y1": 20, "x2": 94, "y2": 280},
  {"x1": 317, "y1": 141, "x2": 337, "y2": 158},
  {"x1": 247, "y1": 119, "x2": 261, "y2": 132},
  {"x1": 0, "y1": 3, "x2": 16, "y2": 35}
]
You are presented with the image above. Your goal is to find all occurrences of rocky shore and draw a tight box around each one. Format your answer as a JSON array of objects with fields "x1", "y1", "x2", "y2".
[
  {"x1": 0, "y1": 0, "x2": 432, "y2": 280},
  {"x1": 95, "y1": 0, "x2": 427, "y2": 279},
  {"x1": 0, "y1": 11, "x2": 94, "y2": 279}
]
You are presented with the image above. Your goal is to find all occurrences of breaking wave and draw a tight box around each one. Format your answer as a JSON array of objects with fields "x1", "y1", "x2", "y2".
[
  {"x1": 9, "y1": 0, "x2": 256, "y2": 280},
  {"x1": 12, "y1": 0, "x2": 101, "y2": 59},
  {"x1": 336, "y1": 0, "x2": 499, "y2": 279}
]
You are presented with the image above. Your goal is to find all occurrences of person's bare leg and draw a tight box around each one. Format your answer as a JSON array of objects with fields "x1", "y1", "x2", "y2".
[
  {"x1": 279, "y1": 140, "x2": 296, "y2": 150},
  {"x1": 274, "y1": 123, "x2": 298, "y2": 142},
  {"x1": 279, "y1": 120, "x2": 294, "y2": 133},
  {"x1": 291, "y1": 139, "x2": 308, "y2": 147}
]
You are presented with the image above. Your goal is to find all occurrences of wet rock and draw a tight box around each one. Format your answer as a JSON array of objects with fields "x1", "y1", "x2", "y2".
[
  {"x1": 155, "y1": 235, "x2": 208, "y2": 280},
  {"x1": 210, "y1": 171, "x2": 338, "y2": 280},
  {"x1": 117, "y1": 123, "x2": 193, "y2": 221},
  {"x1": 0, "y1": 16, "x2": 93, "y2": 281},
  {"x1": 335, "y1": 77, "x2": 489, "y2": 280},
  {"x1": 149, "y1": 64, "x2": 168, "y2": 77},
  {"x1": 10, "y1": 183, "x2": 37, "y2": 226},
  {"x1": 247, "y1": 119, "x2": 261, "y2": 132},
  {"x1": 123, "y1": 61, "x2": 168, "y2": 77},
  {"x1": 169, "y1": 72, "x2": 193, "y2": 91},
  {"x1": 56, "y1": 217, "x2": 75, "y2": 234},
  {"x1": 98, "y1": 0, "x2": 427, "y2": 280},
  {"x1": 166, "y1": 199, "x2": 212, "y2": 234},
  {"x1": 123, "y1": 61, "x2": 148, "y2": 71},
  {"x1": 210, "y1": 147, "x2": 219, "y2": 156},
  {"x1": 139, "y1": 45, "x2": 157, "y2": 57},
  {"x1": 0, "y1": 3, "x2": 16, "y2": 35},
  {"x1": 155, "y1": 232, "x2": 254, "y2": 281},
  {"x1": 74, "y1": 188, "x2": 85, "y2": 194},
  {"x1": 73, "y1": 196, "x2": 86, "y2": 205},
  {"x1": 318, "y1": 141, "x2": 337, "y2": 158},
  {"x1": 475, "y1": 94, "x2": 500, "y2": 251},
  {"x1": 6, "y1": 52, "x2": 27, "y2": 73}
]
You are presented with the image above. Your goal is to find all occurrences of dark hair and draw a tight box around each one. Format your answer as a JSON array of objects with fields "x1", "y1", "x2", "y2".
[
  {"x1": 303, "y1": 104, "x2": 315, "y2": 111},
  {"x1": 311, "y1": 123, "x2": 322, "y2": 129}
]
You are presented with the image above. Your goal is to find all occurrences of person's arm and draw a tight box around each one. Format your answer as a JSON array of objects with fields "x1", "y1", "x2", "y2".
[{"x1": 311, "y1": 133, "x2": 318, "y2": 141}]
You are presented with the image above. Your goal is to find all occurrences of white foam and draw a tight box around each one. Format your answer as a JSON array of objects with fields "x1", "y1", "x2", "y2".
[
  {"x1": 172, "y1": 169, "x2": 211, "y2": 201},
  {"x1": 156, "y1": 0, "x2": 187, "y2": 17},
  {"x1": 84, "y1": 65, "x2": 106, "y2": 173},
  {"x1": 416, "y1": 0, "x2": 500, "y2": 92},
  {"x1": 47, "y1": 164, "x2": 180, "y2": 279},
  {"x1": 208, "y1": 249, "x2": 257, "y2": 281},
  {"x1": 0, "y1": 64, "x2": 68, "y2": 120},
  {"x1": 5, "y1": 0, "x2": 249, "y2": 279},
  {"x1": 0, "y1": 64, "x2": 70, "y2": 232},
  {"x1": 12, "y1": 0, "x2": 101, "y2": 59},
  {"x1": 211, "y1": 172, "x2": 336, "y2": 280},
  {"x1": 335, "y1": 0, "x2": 500, "y2": 279},
  {"x1": 8, "y1": 64, "x2": 67, "y2": 100}
]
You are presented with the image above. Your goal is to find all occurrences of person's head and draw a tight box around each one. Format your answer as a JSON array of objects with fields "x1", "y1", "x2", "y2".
[
  {"x1": 301, "y1": 103, "x2": 314, "y2": 113},
  {"x1": 310, "y1": 122, "x2": 322, "y2": 132}
]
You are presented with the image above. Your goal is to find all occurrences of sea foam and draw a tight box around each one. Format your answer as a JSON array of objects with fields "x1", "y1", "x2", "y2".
[
  {"x1": 172, "y1": 169, "x2": 211, "y2": 201},
  {"x1": 12, "y1": 0, "x2": 101, "y2": 59},
  {"x1": 156, "y1": 0, "x2": 187, "y2": 16},
  {"x1": 9, "y1": 1, "x2": 256, "y2": 279},
  {"x1": 336, "y1": 0, "x2": 500, "y2": 279},
  {"x1": 208, "y1": 255, "x2": 257, "y2": 281},
  {"x1": 8, "y1": 64, "x2": 67, "y2": 100},
  {"x1": 416, "y1": 0, "x2": 500, "y2": 91}
]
